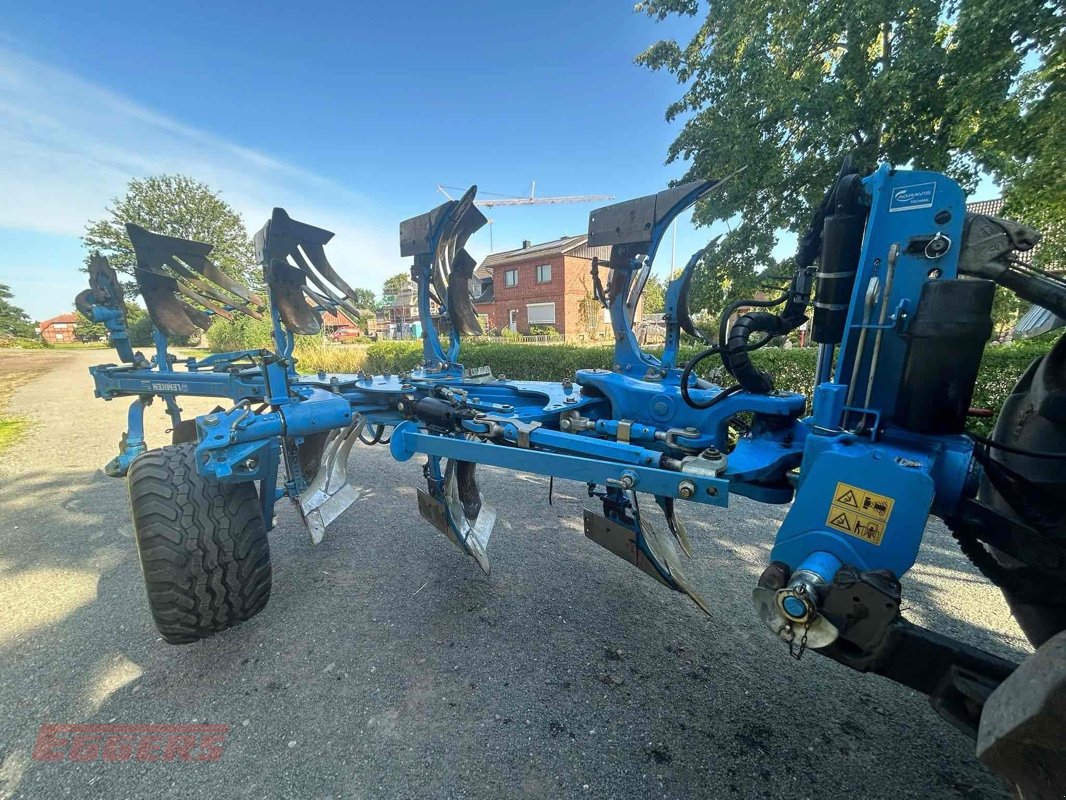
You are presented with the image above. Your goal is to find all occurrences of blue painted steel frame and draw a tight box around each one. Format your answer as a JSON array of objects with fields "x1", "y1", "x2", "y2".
[{"x1": 84, "y1": 163, "x2": 984, "y2": 596}]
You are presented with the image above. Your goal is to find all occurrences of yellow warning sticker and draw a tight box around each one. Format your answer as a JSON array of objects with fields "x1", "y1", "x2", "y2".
[{"x1": 826, "y1": 482, "x2": 895, "y2": 546}]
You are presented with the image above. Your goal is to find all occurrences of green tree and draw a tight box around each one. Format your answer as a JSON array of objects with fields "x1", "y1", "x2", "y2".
[
  {"x1": 643, "y1": 275, "x2": 667, "y2": 314},
  {"x1": 349, "y1": 288, "x2": 376, "y2": 310},
  {"x1": 74, "y1": 312, "x2": 107, "y2": 342},
  {"x1": 0, "y1": 284, "x2": 36, "y2": 339},
  {"x1": 994, "y1": 42, "x2": 1065, "y2": 271},
  {"x1": 382, "y1": 272, "x2": 410, "y2": 302},
  {"x1": 636, "y1": 0, "x2": 1061, "y2": 308},
  {"x1": 83, "y1": 175, "x2": 257, "y2": 292}
]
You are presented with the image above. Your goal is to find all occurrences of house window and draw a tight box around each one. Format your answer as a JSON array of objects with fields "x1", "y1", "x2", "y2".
[
  {"x1": 504, "y1": 269, "x2": 518, "y2": 288},
  {"x1": 535, "y1": 264, "x2": 551, "y2": 284},
  {"x1": 527, "y1": 302, "x2": 556, "y2": 324}
]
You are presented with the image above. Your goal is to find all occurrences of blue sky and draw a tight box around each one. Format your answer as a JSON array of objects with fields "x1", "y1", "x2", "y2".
[{"x1": 0, "y1": 2, "x2": 997, "y2": 321}]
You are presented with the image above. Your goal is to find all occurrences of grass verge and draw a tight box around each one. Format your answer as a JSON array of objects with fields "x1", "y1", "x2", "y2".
[{"x1": 0, "y1": 348, "x2": 72, "y2": 452}]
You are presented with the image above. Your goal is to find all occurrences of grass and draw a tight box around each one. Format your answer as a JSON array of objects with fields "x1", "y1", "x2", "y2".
[
  {"x1": 0, "y1": 417, "x2": 28, "y2": 449},
  {"x1": 292, "y1": 339, "x2": 370, "y2": 373},
  {"x1": 0, "y1": 347, "x2": 72, "y2": 451},
  {"x1": 48, "y1": 341, "x2": 109, "y2": 350}
]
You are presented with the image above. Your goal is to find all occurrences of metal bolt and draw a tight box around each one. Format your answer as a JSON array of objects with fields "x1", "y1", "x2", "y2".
[
  {"x1": 241, "y1": 457, "x2": 258, "y2": 471},
  {"x1": 560, "y1": 419, "x2": 572, "y2": 431},
  {"x1": 678, "y1": 480, "x2": 696, "y2": 499},
  {"x1": 705, "y1": 486, "x2": 718, "y2": 497},
  {"x1": 204, "y1": 414, "x2": 219, "y2": 426},
  {"x1": 620, "y1": 474, "x2": 635, "y2": 489},
  {"x1": 564, "y1": 396, "x2": 577, "y2": 404}
]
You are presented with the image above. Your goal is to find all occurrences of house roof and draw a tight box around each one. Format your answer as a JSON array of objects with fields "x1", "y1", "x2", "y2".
[
  {"x1": 478, "y1": 235, "x2": 610, "y2": 271},
  {"x1": 39, "y1": 312, "x2": 78, "y2": 328},
  {"x1": 321, "y1": 309, "x2": 356, "y2": 327},
  {"x1": 966, "y1": 198, "x2": 1006, "y2": 217}
]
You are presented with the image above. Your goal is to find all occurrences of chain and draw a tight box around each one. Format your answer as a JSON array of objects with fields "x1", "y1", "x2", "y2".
[{"x1": 788, "y1": 620, "x2": 810, "y2": 661}]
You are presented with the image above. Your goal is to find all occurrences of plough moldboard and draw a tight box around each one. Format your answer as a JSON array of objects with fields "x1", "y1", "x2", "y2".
[{"x1": 81, "y1": 160, "x2": 1066, "y2": 788}]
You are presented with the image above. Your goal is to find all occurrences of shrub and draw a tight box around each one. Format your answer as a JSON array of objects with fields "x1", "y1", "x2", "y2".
[
  {"x1": 205, "y1": 316, "x2": 1059, "y2": 435},
  {"x1": 0, "y1": 335, "x2": 48, "y2": 349},
  {"x1": 528, "y1": 325, "x2": 561, "y2": 339},
  {"x1": 204, "y1": 316, "x2": 275, "y2": 352}
]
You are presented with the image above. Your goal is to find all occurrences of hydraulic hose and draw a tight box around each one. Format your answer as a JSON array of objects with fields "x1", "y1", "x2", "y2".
[
  {"x1": 679, "y1": 332, "x2": 774, "y2": 409},
  {"x1": 723, "y1": 311, "x2": 793, "y2": 393},
  {"x1": 717, "y1": 293, "x2": 788, "y2": 372}
]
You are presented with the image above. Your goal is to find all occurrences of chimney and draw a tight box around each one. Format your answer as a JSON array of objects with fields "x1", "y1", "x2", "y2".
[{"x1": 522, "y1": 239, "x2": 531, "y2": 249}]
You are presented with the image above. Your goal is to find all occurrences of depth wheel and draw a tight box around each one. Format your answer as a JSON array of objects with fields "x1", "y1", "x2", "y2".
[{"x1": 127, "y1": 443, "x2": 271, "y2": 644}]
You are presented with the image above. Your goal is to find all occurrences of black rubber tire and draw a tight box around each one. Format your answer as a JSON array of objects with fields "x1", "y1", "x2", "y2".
[
  {"x1": 980, "y1": 332, "x2": 1066, "y2": 648},
  {"x1": 127, "y1": 443, "x2": 271, "y2": 644}
]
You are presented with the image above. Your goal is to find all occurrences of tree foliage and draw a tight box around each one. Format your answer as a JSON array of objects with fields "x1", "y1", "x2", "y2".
[
  {"x1": 382, "y1": 272, "x2": 410, "y2": 300},
  {"x1": 636, "y1": 0, "x2": 1063, "y2": 320},
  {"x1": 74, "y1": 311, "x2": 107, "y2": 342},
  {"x1": 349, "y1": 288, "x2": 376, "y2": 309},
  {"x1": 83, "y1": 175, "x2": 257, "y2": 291},
  {"x1": 0, "y1": 284, "x2": 36, "y2": 339},
  {"x1": 642, "y1": 275, "x2": 667, "y2": 314}
]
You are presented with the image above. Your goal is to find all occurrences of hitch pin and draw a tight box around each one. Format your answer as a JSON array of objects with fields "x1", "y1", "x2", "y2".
[{"x1": 223, "y1": 399, "x2": 253, "y2": 429}]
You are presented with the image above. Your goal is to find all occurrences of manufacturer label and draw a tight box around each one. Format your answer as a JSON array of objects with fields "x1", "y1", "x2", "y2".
[
  {"x1": 888, "y1": 182, "x2": 936, "y2": 213},
  {"x1": 150, "y1": 382, "x2": 189, "y2": 392},
  {"x1": 825, "y1": 482, "x2": 895, "y2": 545}
]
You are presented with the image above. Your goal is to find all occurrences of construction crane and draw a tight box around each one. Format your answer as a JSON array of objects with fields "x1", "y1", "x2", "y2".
[
  {"x1": 436, "y1": 181, "x2": 612, "y2": 208},
  {"x1": 436, "y1": 182, "x2": 613, "y2": 250}
]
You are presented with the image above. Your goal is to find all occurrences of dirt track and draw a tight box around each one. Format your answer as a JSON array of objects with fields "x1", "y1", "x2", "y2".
[{"x1": 0, "y1": 349, "x2": 1027, "y2": 799}]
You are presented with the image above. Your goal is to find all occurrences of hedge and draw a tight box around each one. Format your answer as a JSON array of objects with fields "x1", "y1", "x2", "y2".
[
  {"x1": 357, "y1": 338, "x2": 1055, "y2": 435},
  {"x1": 207, "y1": 317, "x2": 1059, "y2": 436}
]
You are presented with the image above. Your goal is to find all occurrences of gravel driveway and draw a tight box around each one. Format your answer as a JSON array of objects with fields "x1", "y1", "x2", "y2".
[{"x1": 0, "y1": 349, "x2": 1028, "y2": 799}]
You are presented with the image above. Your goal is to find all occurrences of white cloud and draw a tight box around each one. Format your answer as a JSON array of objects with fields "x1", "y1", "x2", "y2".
[{"x1": 0, "y1": 45, "x2": 399, "y2": 292}]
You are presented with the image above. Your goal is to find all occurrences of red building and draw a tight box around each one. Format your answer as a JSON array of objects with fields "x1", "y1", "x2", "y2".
[
  {"x1": 37, "y1": 312, "x2": 79, "y2": 343},
  {"x1": 475, "y1": 235, "x2": 634, "y2": 340}
]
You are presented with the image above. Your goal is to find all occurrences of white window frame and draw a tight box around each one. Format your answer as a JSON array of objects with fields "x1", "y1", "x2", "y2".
[
  {"x1": 526, "y1": 302, "x2": 556, "y2": 324},
  {"x1": 535, "y1": 264, "x2": 551, "y2": 284},
  {"x1": 504, "y1": 269, "x2": 518, "y2": 288}
]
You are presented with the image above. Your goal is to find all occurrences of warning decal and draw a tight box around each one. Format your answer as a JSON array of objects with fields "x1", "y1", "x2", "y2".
[{"x1": 826, "y1": 482, "x2": 895, "y2": 545}]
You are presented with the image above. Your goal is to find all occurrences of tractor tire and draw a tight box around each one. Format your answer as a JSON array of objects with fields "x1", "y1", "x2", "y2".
[
  {"x1": 127, "y1": 443, "x2": 271, "y2": 644},
  {"x1": 979, "y1": 332, "x2": 1066, "y2": 649}
]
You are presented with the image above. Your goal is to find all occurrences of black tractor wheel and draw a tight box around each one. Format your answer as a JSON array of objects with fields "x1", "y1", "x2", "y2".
[
  {"x1": 127, "y1": 443, "x2": 272, "y2": 644},
  {"x1": 979, "y1": 332, "x2": 1066, "y2": 648}
]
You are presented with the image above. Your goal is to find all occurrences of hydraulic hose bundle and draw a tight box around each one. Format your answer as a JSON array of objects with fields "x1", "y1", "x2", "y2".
[{"x1": 680, "y1": 157, "x2": 864, "y2": 407}]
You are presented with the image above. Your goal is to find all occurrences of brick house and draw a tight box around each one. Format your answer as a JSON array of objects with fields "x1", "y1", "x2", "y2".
[
  {"x1": 321, "y1": 309, "x2": 357, "y2": 330},
  {"x1": 37, "y1": 312, "x2": 79, "y2": 343},
  {"x1": 475, "y1": 235, "x2": 637, "y2": 340}
]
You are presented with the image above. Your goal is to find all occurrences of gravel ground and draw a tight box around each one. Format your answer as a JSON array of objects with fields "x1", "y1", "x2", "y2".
[{"x1": 0, "y1": 349, "x2": 1030, "y2": 799}]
